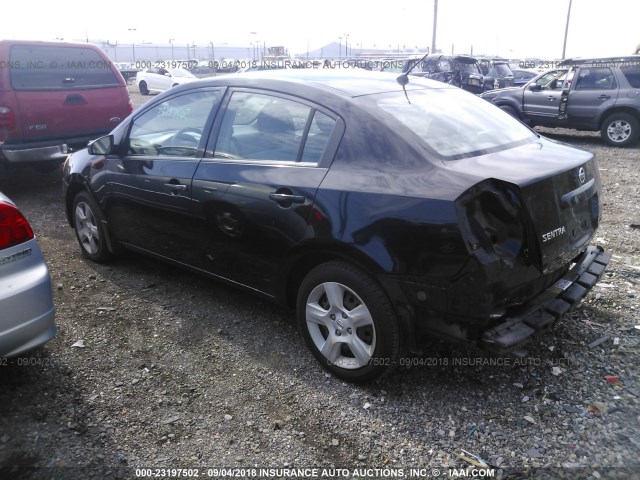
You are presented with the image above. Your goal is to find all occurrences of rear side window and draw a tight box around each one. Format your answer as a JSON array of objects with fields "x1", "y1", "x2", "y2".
[
  {"x1": 214, "y1": 92, "x2": 336, "y2": 163},
  {"x1": 575, "y1": 67, "x2": 617, "y2": 90},
  {"x1": 621, "y1": 65, "x2": 640, "y2": 88},
  {"x1": 9, "y1": 45, "x2": 120, "y2": 90}
]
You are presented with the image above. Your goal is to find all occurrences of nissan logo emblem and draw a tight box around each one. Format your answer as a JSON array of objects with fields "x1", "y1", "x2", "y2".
[{"x1": 578, "y1": 167, "x2": 586, "y2": 184}]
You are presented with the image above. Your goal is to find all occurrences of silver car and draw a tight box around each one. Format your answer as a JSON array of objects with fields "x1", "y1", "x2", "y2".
[{"x1": 0, "y1": 192, "x2": 56, "y2": 358}]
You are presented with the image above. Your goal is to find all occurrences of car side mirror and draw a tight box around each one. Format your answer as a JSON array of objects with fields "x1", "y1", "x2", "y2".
[
  {"x1": 528, "y1": 84, "x2": 543, "y2": 92},
  {"x1": 164, "y1": 72, "x2": 171, "y2": 77},
  {"x1": 88, "y1": 135, "x2": 114, "y2": 155}
]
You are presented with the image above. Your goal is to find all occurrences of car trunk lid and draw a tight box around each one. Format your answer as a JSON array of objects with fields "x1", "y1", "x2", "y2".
[{"x1": 447, "y1": 138, "x2": 601, "y2": 273}]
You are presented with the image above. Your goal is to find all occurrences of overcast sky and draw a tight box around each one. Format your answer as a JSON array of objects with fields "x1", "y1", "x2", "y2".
[{"x1": 3, "y1": 0, "x2": 639, "y2": 58}]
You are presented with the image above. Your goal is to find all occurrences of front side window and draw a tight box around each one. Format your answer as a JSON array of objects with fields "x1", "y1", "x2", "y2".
[
  {"x1": 371, "y1": 88, "x2": 535, "y2": 159},
  {"x1": 534, "y1": 69, "x2": 567, "y2": 88},
  {"x1": 214, "y1": 92, "x2": 335, "y2": 162},
  {"x1": 128, "y1": 90, "x2": 221, "y2": 157}
]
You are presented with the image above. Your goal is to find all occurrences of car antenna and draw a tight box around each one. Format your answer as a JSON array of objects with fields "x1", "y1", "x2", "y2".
[{"x1": 396, "y1": 52, "x2": 430, "y2": 104}]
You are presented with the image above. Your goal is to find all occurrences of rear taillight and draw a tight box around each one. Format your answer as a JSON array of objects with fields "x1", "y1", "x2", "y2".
[
  {"x1": 127, "y1": 98, "x2": 133, "y2": 115},
  {"x1": 456, "y1": 180, "x2": 533, "y2": 267},
  {"x1": 0, "y1": 201, "x2": 34, "y2": 250},
  {"x1": 0, "y1": 106, "x2": 15, "y2": 130}
]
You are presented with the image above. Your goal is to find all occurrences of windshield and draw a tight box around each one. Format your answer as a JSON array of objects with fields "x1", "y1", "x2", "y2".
[{"x1": 369, "y1": 88, "x2": 536, "y2": 159}]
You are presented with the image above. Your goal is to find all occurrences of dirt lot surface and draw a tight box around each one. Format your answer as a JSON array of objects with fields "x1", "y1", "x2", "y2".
[{"x1": 0, "y1": 85, "x2": 638, "y2": 480}]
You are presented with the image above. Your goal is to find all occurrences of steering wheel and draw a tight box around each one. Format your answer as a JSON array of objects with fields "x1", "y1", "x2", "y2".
[
  {"x1": 172, "y1": 127, "x2": 203, "y2": 145},
  {"x1": 213, "y1": 151, "x2": 244, "y2": 160}
]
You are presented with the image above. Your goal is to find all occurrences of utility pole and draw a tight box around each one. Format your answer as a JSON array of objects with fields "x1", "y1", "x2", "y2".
[
  {"x1": 561, "y1": 0, "x2": 572, "y2": 59},
  {"x1": 431, "y1": 0, "x2": 438, "y2": 55}
]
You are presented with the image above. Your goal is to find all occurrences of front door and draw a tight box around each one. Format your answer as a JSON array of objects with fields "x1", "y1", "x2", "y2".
[
  {"x1": 99, "y1": 88, "x2": 222, "y2": 261},
  {"x1": 522, "y1": 69, "x2": 567, "y2": 125}
]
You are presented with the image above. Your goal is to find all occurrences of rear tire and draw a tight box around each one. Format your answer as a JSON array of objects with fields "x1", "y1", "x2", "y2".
[
  {"x1": 297, "y1": 261, "x2": 403, "y2": 383},
  {"x1": 139, "y1": 81, "x2": 149, "y2": 95},
  {"x1": 600, "y1": 113, "x2": 639, "y2": 147},
  {"x1": 72, "y1": 191, "x2": 114, "y2": 263}
]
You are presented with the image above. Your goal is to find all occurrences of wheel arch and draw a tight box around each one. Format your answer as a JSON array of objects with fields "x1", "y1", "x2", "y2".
[
  {"x1": 284, "y1": 243, "x2": 418, "y2": 352},
  {"x1": 64, "y1": 175, "x2": 92, "y2": 227},
  {"x1": 284, "y1": 243, "x2": 389, "y2": 307},
  {"x1": 66, "y1": 182, "x2": 119, "y2": 255},
  {"x1": 598, "y1": 106, "x2": 640, "y2": 128},
  {"x1": 494, "y1": 100, "x2": 524, "y2": 119}
]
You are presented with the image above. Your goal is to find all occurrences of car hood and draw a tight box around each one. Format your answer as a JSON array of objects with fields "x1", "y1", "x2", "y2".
[{"x1": 481, "y1": 86, "x2": 523, "y2": 97}]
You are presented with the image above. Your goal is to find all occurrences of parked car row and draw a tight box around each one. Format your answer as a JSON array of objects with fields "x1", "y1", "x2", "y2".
[
  {"x1": 388, "y1": 54, "x2": 515, "y2": 93},
  {"x1": 481, "y1": 56, "x2": 640, "y2": 147},
  {"x1": 1, "y1": 41, "x2": 633, "y2": 378}
]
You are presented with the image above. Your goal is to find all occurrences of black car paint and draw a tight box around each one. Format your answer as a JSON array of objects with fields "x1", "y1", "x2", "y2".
[{"x1": 64, "y1": 71, "x2": 605, "y2": 354}]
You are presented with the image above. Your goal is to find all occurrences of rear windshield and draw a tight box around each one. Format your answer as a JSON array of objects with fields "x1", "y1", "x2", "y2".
[
  {"x1": 621, "y1": 65, "x2": 640, "y2": 88},
  {"x1": 9, "y1": 45, "x2": 120, "y2": 90},
  {"x1": 370, "y1": 87, "x2": 535, "y2": 160}
]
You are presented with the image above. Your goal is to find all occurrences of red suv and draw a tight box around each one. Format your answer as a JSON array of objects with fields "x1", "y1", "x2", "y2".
[{"x1": 0, "y1": 40, "x2": 132, "y2": 174}]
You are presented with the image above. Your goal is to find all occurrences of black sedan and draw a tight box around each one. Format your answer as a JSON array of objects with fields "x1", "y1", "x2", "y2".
[{"x1": 63, "y1": 70, "x2": 609, "y2": 382}]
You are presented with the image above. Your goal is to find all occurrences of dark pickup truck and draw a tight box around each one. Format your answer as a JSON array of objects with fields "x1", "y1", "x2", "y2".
[{"x1": 481, "y1": 56, "x2": 640, "y2": 147}]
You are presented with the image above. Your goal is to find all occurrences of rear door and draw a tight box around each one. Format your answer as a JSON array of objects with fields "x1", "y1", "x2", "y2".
[
  {"x1": 189, "y1": 89, "x2": 341, "y2": 296},
  {"x1": 565, "y1": 66, "x2": 619, "y2": 128},
  {"x1": 9, "y1": 44, "x2": 129, "y2": 142}
]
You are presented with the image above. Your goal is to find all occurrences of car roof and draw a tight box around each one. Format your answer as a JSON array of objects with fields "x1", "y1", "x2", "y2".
[
  {"x1": 559, "y1": 55, "x2": 640, "y2": 67},
  {"x1": 192, "y1": 69, "x2": 453, "y2": 97}
]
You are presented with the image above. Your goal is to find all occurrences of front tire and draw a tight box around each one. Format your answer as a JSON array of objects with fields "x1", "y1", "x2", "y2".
[
  {"x1": 600, "y1": 113, "x2": 639, "y2": 147},
  {"x1": 139, "y1": 81, "x2": 149, "y2": 95},
  {"x1": 72, "y1": 191, "x2": 114, "y2": 263},
  {"x1": 297, "y1": 261, "x2": 403, "y2": 383}
]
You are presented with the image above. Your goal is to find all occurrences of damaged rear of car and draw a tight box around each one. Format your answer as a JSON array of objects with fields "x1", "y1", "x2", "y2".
[{"x1": 341, "y1": 84, "x2": 609, "y2": 360}]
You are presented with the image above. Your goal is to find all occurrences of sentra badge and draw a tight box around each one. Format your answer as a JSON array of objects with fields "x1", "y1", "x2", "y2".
[{"x1": 542, "y1": 226, "x2": 566, "y2": 243}]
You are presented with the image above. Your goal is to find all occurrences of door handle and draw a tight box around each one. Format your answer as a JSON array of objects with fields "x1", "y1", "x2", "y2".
[
  {"x1": 598, "y1": 95, "x2": 610, "y2": 100},
  {"x1": 164, "y1": 183, "x2": 188, "y2": 192},
  {"x1": 269, "y1": 193, "x2": 305, "y2": 204}
]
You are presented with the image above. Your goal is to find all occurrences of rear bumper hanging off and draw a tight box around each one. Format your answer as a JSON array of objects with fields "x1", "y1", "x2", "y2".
[{"x1": 481, "y1": 245, "x2": 611, "y2": 352}]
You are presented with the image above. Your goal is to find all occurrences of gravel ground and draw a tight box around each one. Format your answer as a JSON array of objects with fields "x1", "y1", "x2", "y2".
[{"x1": 0, "y1": 85, "x2": 638, "y2": 480}]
